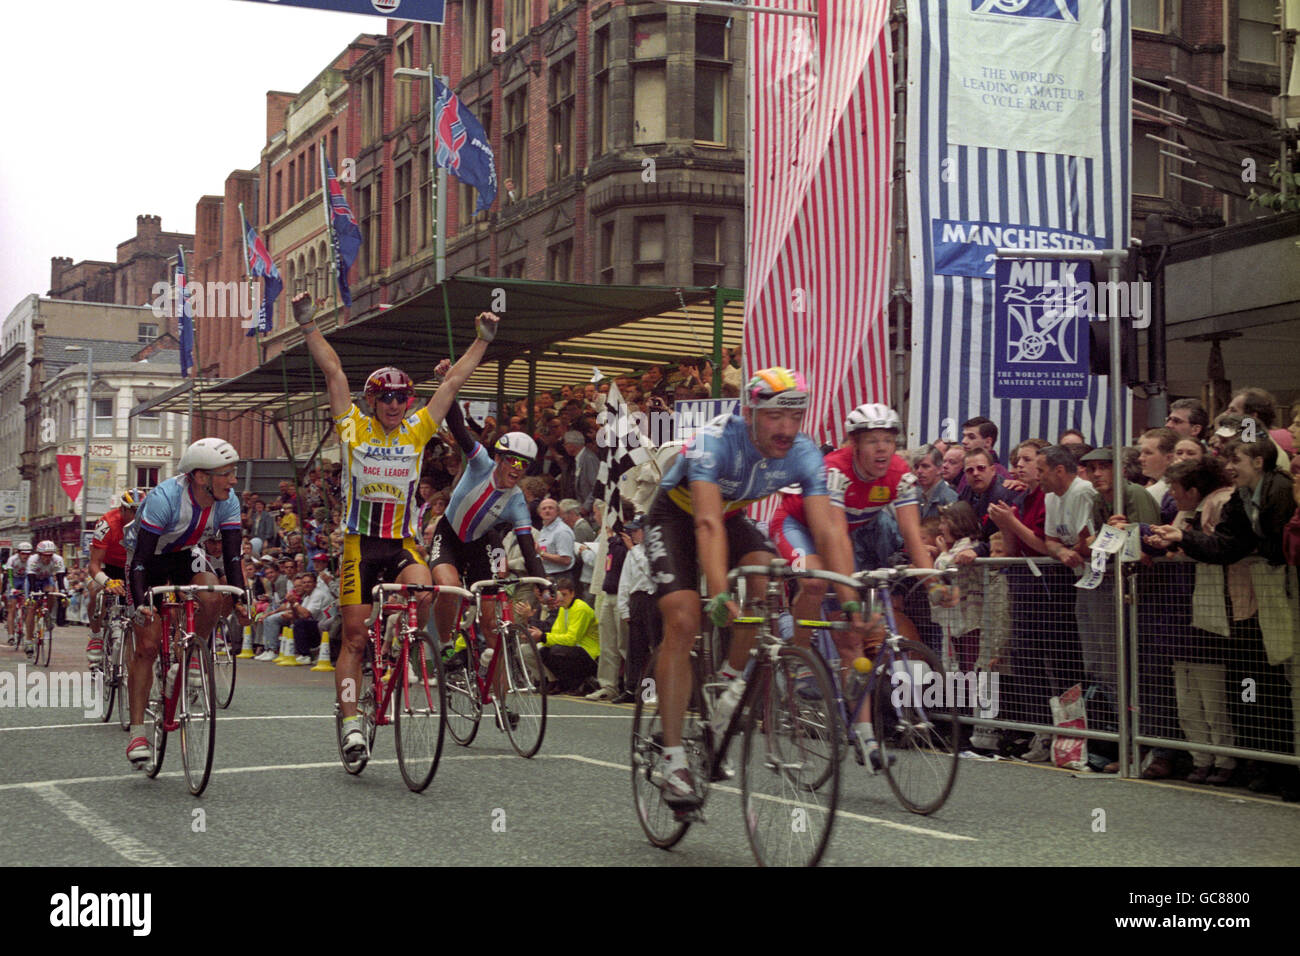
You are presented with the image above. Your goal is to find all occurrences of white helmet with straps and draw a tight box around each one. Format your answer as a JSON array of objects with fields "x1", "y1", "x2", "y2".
[
  {"x1": 845, "y1": 403, "x2": 902, "y2": 434},
  {"x1": 495, "y1": 432, "x2": 538, "y2": 462},
  {"x1": 179, "y1": 438, "x2": 239, "y2": 473}
]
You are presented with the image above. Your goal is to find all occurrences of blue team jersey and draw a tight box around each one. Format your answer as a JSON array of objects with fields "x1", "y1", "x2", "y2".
[
  {"x1": 444, "y1": 443, "x2": 535, "y2": 542},
  {"x1": 658, "y1": 413, "x2": 828, "y2": 515},
  {"x1": 130, "y1": 475, "x2": 242, "y2": 556}
]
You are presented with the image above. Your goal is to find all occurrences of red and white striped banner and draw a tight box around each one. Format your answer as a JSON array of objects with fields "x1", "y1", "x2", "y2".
[{"x1": 744, "y1": 0, "x2": 893, "y2": 456}]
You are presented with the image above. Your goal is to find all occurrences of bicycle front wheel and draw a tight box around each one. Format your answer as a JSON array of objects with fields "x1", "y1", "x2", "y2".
[
  {"x1": 443, "y1": 633, "x2": 482, "y2": 746},
  {"x1": 395, "y1": 637, "x2": 447, "y2": 792},
  {"x1": 116, "y1": 629, "x2": 132, "y2": 732},
  {"x1": 98, "y1": 626, "x2": 118, "y2": 723},
  {"x1": 741, "y1": 644, "x2": 841, "y2": 867},
  {"x1": 180, "y1": 637, "x2": 216, "y2": 796},
  {"x1": 874, "y1": 639, "x2": 960, "y2": 815},
  {"x1": 35, "y1": 614, "x2": 53, "y2": 666},
  {"x1": 212, "y1": 616, "x2": 237, "y2": 709},
  {"x1": 499, "y1": 625, "x2": 547, "y2": 758}
]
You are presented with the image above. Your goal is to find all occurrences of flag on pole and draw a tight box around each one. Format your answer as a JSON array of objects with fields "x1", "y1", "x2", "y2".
[
  {"x1": 592, "y1": 382, "x2": 652, "y2": 528},
  {"x1": 744, "y1": 0, "x2": 894, "y2": 450},
  {"x1": 433, "y1": 76, "x2": 497, "y2": 213},
  {"x1": 904, "y1": 0, "x2": 1131, "y2": 457},
  {"x1": 177, "y1": 246, "x2": 195, "y2": 377},
  {"x1": 242, "y1": 217, "x2": 282, "y2": 336},
  {"x1": 324, "y1": 159, "x2": 362, "y2": 307}
]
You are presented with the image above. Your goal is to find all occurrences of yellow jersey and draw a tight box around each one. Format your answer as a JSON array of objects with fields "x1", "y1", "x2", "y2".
[{"x1": 336, "y1": 402, "x2": 439, "y2": 539}]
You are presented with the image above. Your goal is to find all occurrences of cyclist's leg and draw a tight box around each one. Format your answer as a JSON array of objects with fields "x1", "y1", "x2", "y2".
[
  {"x1": 336, "y1": 533, "x2": 376, "y2": 721},
  {"x1": 128, "y1": 613, "x2": 164, "y2": 725},
  {"x1": 188, "y1": 570, "x2": 225, "y2": 640},
  {"x1": 656, "y1": 588, "x2": 701, "y2": 748},
  {"x1": 395, "y1": 537, "x2": 434, "y2": 629},
  {"x1": 427, "y1": 518, "x2": 463, "y2": 643},
  {"x1": 771, "y1": 511, "x2": 824, "y2": 650}
]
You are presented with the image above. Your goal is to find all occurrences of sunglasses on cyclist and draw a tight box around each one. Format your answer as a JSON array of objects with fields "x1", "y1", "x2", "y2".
[
  {"x1": 375, "y1": 390, "x2": 411, "y2": 405},
  {"x1": 501, "y1": 455, "x2": 529, "y2": 471}
]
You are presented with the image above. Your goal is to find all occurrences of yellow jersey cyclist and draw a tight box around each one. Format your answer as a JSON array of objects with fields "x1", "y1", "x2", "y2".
[
  {"x1": 125, "y1": 439, "x2": 250, "y2": 769},
  {"x1": 295, "y1": 290, "x2": 498, "y2": 764},
  {"x1": 4, "y1": 541, "x2": 34, "y2": 646},
  {"x1": 645, "y1": 367, "x2": 871, "y2": 808},
  {"x1": 86, "y1": 487, "x2": 144, "y2": 665}
]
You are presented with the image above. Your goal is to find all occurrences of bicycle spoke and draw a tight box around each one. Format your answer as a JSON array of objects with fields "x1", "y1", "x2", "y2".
[
  {"x1": 180, "y1": 637, "x2": 216, "y2": 796},
  {"x1": 875, "y1": 641, "x2": 960, "y2": 815},
  {"x1": 395, "y1": 638, "x2": 446, "y2": 792},
  {"x1": 499, "y1": 625, "x2": 546, "y2": 758}
]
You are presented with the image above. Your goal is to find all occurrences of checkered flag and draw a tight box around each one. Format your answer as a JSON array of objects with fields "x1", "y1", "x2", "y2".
[{"x1": 593, "y1": 381, "x2": 653, "y2": 531}]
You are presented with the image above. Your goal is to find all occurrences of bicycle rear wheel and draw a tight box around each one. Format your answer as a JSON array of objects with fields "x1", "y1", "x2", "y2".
[
  {"x1": 180, "y1": 637, "x2": 217, "y2": 796},
  {"x1": 630, "y1": 647, "x2": 712, "y2": 850},
  {"x1": 336, "y1": 663, "x2": 377, "y2": 775},
  {"x1": 212, "y1": 616, "x2": 237, "y2": 709},
  {"x1": 740, "y1": 644, "x2": 840, "y2": 867},
  {"x1": 117, "y1": 629, "x2": 132, "y2": 732},
  {"x1": 443, "y1": 632, "x2": 482, "y2": 746},
  {"x1": 395, "y1": 636, "x2": 447, "y2": 792},
  {"x1": 874, "y1": 639, "x2": 960, "y2": 815},
  {"x1": 499, "y1": 625, "x2": 547, "y2": 758},
  {"x1": 97, "y1": 625, "x2": 117, "y2": 723},
  {"x1": 35, "y1": 613, "x2": 53, "y2": 666},
  {"x1": 145, "y1": 654, "x2": 168, "y2": 778}
]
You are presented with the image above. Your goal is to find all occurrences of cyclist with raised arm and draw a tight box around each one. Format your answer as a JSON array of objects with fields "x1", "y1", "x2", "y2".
[
  {"x1": 86, "y1": 488, "x2": 143, "y2": 665},
  {"x1": 23, "y1": 542, "x2": 69, "y2": 656},
  {"x1": 645, "y1": 368, "x2": 870, "y2": 807},
  {"x1": 293, "y1": 291, "x2": 498, "y2": 765},
  {"x1": 124, "y1": 439, "x2": 249, "y2": 770},
  {"x1": 428, "y1": 364, "x2": 550, "y2": 690},
  {"x1": 770, "y1": 403, "x2": 952, "y2": 765},
  {"x1": 4, "y1": 541, "x2": 33, "y2": 646}
]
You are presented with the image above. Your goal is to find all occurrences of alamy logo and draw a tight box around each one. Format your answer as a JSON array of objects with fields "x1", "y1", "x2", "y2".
[
  {"x1": 50, "y1": 886, "x2": 151, "y2": 936},
  {"x1": 0, "y1": 665, "x2": 103, "y2": 718},
  {"x1": 972, "y1": 0, "x2": 1079, "y2": 21}
]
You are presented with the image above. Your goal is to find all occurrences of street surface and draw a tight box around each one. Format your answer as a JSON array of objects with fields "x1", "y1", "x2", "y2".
[{"x1": 2, "y1": 625, "x2": 1297, "y2": 867}]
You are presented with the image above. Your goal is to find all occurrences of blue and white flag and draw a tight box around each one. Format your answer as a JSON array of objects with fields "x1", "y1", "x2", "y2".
[
  {"x1": 906, "y1": 0, "x2": 1130, "y2": 457},
  {"x1": 177, "y1": 246, "x2": 195, "y2": 378},
  {"x1": 433, "y1": 77, "x2": 497, "y2": 213}
]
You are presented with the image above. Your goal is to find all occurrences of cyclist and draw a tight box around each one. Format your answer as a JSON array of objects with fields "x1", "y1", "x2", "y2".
[
  {"x1": 24, "y1": 541, "x2": 69, "y2": 657},
  {"x1": 86, "y1": 488, "x2": 144, "y2": 664},
  {"x1": 125, "y1": 438, "x2": 249, "y2": 770},
  {"x1": 4, "y1": 541, "x2": 33, "y2": 646},
  {"x1": 770, "y1": 403, "x2": 949, "y2": 765},
  {"x1": 294, "y1": 290, "x2": 498, "y2": 765},
  {"x1": 429, "y1": 368, "x2": 550, "y2": 691},
  {"x1": 645, "y1": 367, "x2": 870, "y2": 807}
]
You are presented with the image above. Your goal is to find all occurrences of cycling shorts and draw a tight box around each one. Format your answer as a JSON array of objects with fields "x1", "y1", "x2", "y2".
[
  {"x1": 340, "y1": 533, "x2": 426, "y2": 607},
  {"x1": 426, "y1": 515, "x2": 501, "y2": 587},
  {"x1": 644, "y1": 490, "x2": 773, "y2": 600},
  {"x1": 136, "y1": 550, "x2": 208, "y2": 607},
  {"x1": 28, "y1": 576, "x2": 57, "y2": 593}
]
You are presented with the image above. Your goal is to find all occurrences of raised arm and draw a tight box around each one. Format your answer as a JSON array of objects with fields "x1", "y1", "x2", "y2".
[
  {"x1": 292, "y1": 292, "x2": 353, "y2": 420},
  {"x1": 425, "y1": 312, "x2": 500, "y2": 425}
]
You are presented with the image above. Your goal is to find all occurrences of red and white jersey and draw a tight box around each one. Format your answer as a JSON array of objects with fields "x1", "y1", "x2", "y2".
[
  {"x1": 92, "y1": 507, "x2": 130, "y2": 568},
  {"x1": 778, "y1": 449, "x2": 919, "y2": 531}
]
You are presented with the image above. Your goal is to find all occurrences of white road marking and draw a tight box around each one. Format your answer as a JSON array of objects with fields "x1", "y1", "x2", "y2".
[
  {"x1": 0, "y1": 713, "x2": 634, "y2": 733},
  {"x1": 31, "y1": 784, "x2": 175, "y2": 866}
]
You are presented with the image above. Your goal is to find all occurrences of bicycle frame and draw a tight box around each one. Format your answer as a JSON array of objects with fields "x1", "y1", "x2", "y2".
[
  {"x1": 460, "y1": 576, "x2": 552, "y2": 701},
  {"x1": 156, "y1": 595, "x2": 198, "y2": 734}
]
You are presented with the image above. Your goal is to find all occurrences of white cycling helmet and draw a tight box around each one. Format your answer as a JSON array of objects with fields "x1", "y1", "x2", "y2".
[
  {"x1": 179, "y1": 437, "x2": 239, "y2": 473},
  {"x1": 495, "y1": 432, "x2": 538, "y2": 462},
  {"x1": 845, "y1": 403, "x2": 902, "y2": 434},
  {"x1": 17, "y1": 541, "x2": 33, "y2": 552},
  {"x1": 36, "y1": 540, "x2": 56, "y2": 555}
]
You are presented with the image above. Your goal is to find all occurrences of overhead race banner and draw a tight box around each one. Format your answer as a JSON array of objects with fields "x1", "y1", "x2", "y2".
[
  {"x1": 906, "y1": 0, "x2": 1130, "y2": 457},
  {"x1": 234, "y1": 0, "x2": 446, "y2": 23},
  {"x1": 947, "y1": 0, "x2": 1104, "y2": 159},
  {"x1": 993, "y1": 258, "x2": 1092, "y2": 400}
]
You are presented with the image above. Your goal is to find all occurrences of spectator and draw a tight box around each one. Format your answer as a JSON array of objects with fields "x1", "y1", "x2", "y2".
[
  {"x1": 256, "y1": 569, "x2": 312, "y2": 661},
  {"x1": 1138, "y1": 427, "x2": 1179, "y2": 521},
  {"x1": 1166, "y1": 398, "x2": 1209, "y2": 441},
  {"x1": 932, "y1": 502, "x2": 984, "y2": 672},
  {"x1": 955, "y1": 416, "x2": 1011, "y2": 492},
  {"x1": 565, "y1": 429, "x2": 600, "y2": 511},
  {"x1": 617, "y1": 516, "x2": 657, "y2": 704},
  {"x1": 558, "y1": 498, "x2": 596, "y2": 601},
  {"x1": 1228, "y1": 386, "x2": 1296, "y2": 459},
  {"x1": 910, "y1": 445, "x2": 958, "y2": 520},
  {"x1": 525, "y1": 576, "x2": 599, "y2": 694},
  {"x1": 288, "y1": 571, "x2": 339, "y2": 664},
  {"x1": 940, "y1": 445, "x2": 966, "y2": 488},
  {"x1": 249, "y1": 499, "x2": 278, "y2": 556},
  {"x1": 536, "y1": 498, "x2": 576, "y2": 574},
  {"x1": 1173, "y1": 437, "x2": 1206, "y2": 463},
  {"x1": 987, "y1": 438, "x2": 1050, "y2": 558},
  {"x1": 955, "y1": 448, "x2": 1020, "y2": 558},
  {"x1": 1038, "y1": 443, "x2": 1094, "y2": 718}
]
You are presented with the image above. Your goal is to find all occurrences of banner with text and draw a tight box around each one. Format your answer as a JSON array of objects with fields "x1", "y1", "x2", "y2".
[
  {"x1": 993, "y1": 258, "x2": 1092, "y2": 400},
  {"x1": 234, "y1": 0, "x2": 445, "y2": 24},
  {"x1": 906, "y1": 0, "x2": 1130, "y2": 457}
]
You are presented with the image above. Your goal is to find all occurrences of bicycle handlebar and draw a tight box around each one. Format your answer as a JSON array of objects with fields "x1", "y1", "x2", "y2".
[
  {"x1": 468, "y1": 575, "x2": 553, "y2": 594},
  {"x1": 726, "y1": 562, "x2": 958, "y2": 593},
  {"x1": 147, "y1": 584, "x2": 247, "y2": 607},
  {"x1": 363, "y1": 582, "x2": 474, "y2": 628}
]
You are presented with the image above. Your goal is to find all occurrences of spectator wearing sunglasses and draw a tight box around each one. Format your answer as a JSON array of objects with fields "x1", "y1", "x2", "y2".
[{"x1": 952, "y1": 448, "x2": 1022, "y2": 562}]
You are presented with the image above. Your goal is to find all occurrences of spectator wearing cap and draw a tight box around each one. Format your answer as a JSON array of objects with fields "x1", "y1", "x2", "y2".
[{"x1": 536, "y1": 498, "x2": 576, "y2": 574}]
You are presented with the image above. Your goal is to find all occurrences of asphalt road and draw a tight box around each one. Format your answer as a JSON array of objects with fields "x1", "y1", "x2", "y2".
[{"x1": 2, "y1": 624, "x2": 1297, "y2": 867}]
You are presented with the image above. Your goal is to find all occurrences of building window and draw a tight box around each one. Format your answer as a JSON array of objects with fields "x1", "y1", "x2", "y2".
[
  {"x1": 507, "y1": 0, "x2": 529, "y2": 44},
  {"x1": 1132, "y1": 86, "x2": 1165, "y2": 197},
  {"x1": 1133, "y1": 0, "x2": 1162, "y2": 31},
  {"x1": 463, "y1": 0, "x2": 493, "y2": 74},
  {"x1": 504, "y1": 86, "x2": 528, "y2": 197},
  {"x1": 547, "y1": 239, "x2": 574, "y2": 281},
  {"x1": 308, "y1": 144, "x2": 317, "y2": 195},
  {"x1": 634, "y1": 217, "x2": 665, "y2": 285},
  {"x1": 599, "y1": 220, "x2": 616, "y2": 285},
  {"x1": 1239, "y1": 0, "x2": 1278, "y2": 64},
  {"x1": 274, "y1": 170, "x2": 283, "y2": 217},
  {"x1": 418, "y1": 147, "x2": 432, "y2": 250},
  {"x1": 395, "y1": 162, "x2": 413, "y2": 261},
  {"x1": 137, "y1": 410, "x2": 161, "y2": 438},
  {"x1": 93, "y1": 398, "x2": 114, "y2": 438},
  {"x1": 693, "y1": 217, "x2": 723, "y2": 287},
  {"x1": 694, "y1": 18, "x2": 731, "y2": 146},
  {"x1": 396, "y1": 32, "x2": 415, "y2": 123},
  {"x1": 137, "y1": 322, "x2": 158, "y2": 344},
  {"x1": 358, "y1": 181, "x2": 382, "y2": 277},
  {"x1": 549, "y1": 57, "x2": 576, "y2": 182},
  {"x1": 632, "y1": 17, "x2": 667, "y2": 58},
  {"x1": 593, "y1": 27, "x2": 610, "y2": 157},
  {"x1": 136, "y1": 466, "x2": 159, "y2": 489},
  {"x1": 633, "y1": 66, "x2": 667, "y2": 144},
  {"x1": 550, "y1": 0, "x2": 575, "y2": 13},
  {"x1": 502, "y1": 258, "x2": 526, "y2": 279},
  {"x1": 419, "y1": 25, "x2": 442, "y2": 102}
]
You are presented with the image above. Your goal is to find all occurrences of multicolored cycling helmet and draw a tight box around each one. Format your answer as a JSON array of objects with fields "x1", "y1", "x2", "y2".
[
  {"x1": 845, "y1": 403, "x2": 902, "y2": 434},
  {"x1": 364, "y1": 367, "x2": 414, "y2": 402},
  {"x1": 118, "y1": 487, "x2": 147, "y2": 509},
  {"x1": 743, "y1": 367, "x2": 810, "y2": 410}
]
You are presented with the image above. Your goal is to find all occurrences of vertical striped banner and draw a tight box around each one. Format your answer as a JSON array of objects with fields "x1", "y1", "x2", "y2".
[
  {"x1": 905, "y1": 0, "x2": 1131, "y2": 461},
  {"x1": 744, "y1": 0, "x2": 894, "y2": 452}
]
